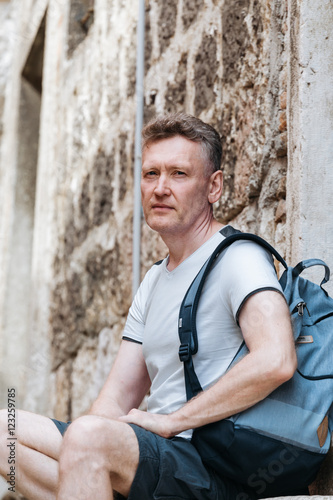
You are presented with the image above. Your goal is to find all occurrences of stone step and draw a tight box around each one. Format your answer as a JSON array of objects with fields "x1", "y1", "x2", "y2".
[{"x1": 265, "y1": 496, "x2": 333, "y2": 499}]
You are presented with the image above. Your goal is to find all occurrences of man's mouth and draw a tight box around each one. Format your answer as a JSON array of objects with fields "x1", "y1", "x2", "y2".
[{"x1": 151, "y1": 204, "x2": 174, "y2": 210}]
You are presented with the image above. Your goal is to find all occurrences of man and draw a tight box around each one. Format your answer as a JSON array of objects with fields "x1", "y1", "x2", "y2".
[{"x1": 0, "y1": 113, "x2": 297, "y2": 499}]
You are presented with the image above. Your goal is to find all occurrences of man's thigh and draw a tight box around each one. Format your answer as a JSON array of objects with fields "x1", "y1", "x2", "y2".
[
  {"x1": 0, "y1": 409, "x2": 63, "y2": 459},
  {"x1": 126, "y1": 424, "x2": 256, "y2": 500},
  {"x1": 0, "y1": 409, "x2": 63, "y2": 499}
]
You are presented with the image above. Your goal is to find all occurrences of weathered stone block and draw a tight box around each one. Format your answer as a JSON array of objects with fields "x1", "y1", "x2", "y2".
[
  {"x1": 182, "y1": 0, "x2": 203, "y2": 30},
  {"x1": 275, "y1": 199, "x2": 286, "y2": 223},
  {"x1": 275, "y1": 131, "x2": 288, "y2": 157},
  {"x1": 158, "y1": 0, "x2": 178, "y2": 54},
  {"x1": 71, "y1": 337, "x2": 98, "y2": 419},
  {"x1": 165, "y1": 53, "x2": 187, "y2": 113},
  {"x1": 77, "y1": 173, "x2": 91, "y2": 245},
  {"x1": 222, "y1": 0, "x2": 250, "y2": 86},
  {"x1": 145, "y1": 2, "x2": 152, "y2": 74},
  {"x1": 92, "y1": 150, "x2": 114, "y2": 226},
  {"x1": 50, "y1": 274, "x2": 87, "y2": 369},
  {"x1": 118, "y1": 132, "x2": 131, "y2": 202},
  {"x1": 53, "y1": 359, "x2": 73, "y2": 422},
  {"x1": 68, "y1": 0, "x2": 94, "y2": 56},
  {"x1": 194, "y1": 34, "x2": 218, "y2": 116}
]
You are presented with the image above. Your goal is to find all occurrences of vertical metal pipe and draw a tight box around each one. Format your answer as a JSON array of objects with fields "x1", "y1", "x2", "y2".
[{"x1": 132, "y1": 0, "x2": 145, "y2": 297}]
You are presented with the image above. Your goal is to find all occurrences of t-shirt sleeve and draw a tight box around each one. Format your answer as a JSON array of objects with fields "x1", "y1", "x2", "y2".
[
  {"x1": 218, "y1": 240, "x2": 283, "y2": 323},
  {"x1": 122, "y1": 294, "x2": 145, "y2": 344},
  {"x1": 122, "y1": 263, "x2": 162, "y2": 344}
]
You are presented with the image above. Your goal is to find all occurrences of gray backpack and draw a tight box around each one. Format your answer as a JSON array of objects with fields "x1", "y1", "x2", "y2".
[{"x1": 178, "y1": 229, "x2": 333, "y2": 498}]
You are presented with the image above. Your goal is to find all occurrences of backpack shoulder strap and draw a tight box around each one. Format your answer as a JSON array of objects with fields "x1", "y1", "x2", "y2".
[{"x1": 178, "y1": 228, "x2": 287, "y2": 400}]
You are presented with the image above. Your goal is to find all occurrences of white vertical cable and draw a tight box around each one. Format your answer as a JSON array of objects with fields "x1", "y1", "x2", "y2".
[{"x1": 132, "y1": 0, "x2": 145, "y2": 297}]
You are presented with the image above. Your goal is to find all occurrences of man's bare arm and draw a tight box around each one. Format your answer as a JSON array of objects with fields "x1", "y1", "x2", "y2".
[
  {"x1": 89, "y1": 339, "x2": 151, "y2": 419},
  {"x1": 120, "y1": 290, "x2": 297, "y2": 436}
]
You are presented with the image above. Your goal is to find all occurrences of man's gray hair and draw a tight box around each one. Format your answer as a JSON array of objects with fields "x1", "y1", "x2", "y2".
[{"x1": 142, "y1": 112, "x2": 222, "y2": 174}]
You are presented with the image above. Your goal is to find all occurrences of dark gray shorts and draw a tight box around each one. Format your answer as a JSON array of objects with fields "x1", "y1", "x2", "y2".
[
  {"x1": 51, "y1": 418, "x2": 71, "y2": 435},
  {"x1": 51, "y1": 419, "x2": 254, "y2": 500}
]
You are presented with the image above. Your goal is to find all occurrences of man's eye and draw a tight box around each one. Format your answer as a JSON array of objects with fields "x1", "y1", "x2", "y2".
[{"x1": 175, "y1": 171, "x2": 186, "y2": 176}]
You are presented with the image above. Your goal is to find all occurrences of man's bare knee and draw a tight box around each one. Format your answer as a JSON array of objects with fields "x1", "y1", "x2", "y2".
[
  {"x1": 61, "y1": 416, "x2": 111, "y2": 455},
  {"x1": 59, "y1": 415, "x2": 139, "y2": 495},
  {"x1": 61, "y1": 415, "x2": 137, "y2": 460}
]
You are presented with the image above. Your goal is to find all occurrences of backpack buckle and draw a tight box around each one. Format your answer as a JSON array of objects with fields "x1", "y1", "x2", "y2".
[{"x1": 179, "y1": 343, "x2": 190, "y2": 362}]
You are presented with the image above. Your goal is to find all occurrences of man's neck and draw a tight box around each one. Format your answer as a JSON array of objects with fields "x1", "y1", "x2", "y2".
[{"x1": 163, "y1": 219, "x2": 224, "y2": 271}]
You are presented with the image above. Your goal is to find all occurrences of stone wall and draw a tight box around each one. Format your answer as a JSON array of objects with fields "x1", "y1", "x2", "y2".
[
  {"x1": 142, "y1": 0, "x2": 289, "y2": 267},
  {"x1": 0, "y1": 0, "x2": 332, "y2": 496},
  {"x1": 0, "y1": 0, "x2": 291, "y2": 421},
  {"x1": 41, "y1": 0, "x2": 141, "y2": 420},
  {"x1": 46, "y1": 0, "x2": 292, "y2": 422}
]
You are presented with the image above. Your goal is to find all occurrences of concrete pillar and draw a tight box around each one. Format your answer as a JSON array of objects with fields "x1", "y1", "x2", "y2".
[
  {"x1": 287, "y1": 0, "x2": 333, "y2": 494},
  {"x1": 287, "y1": 0, "x2": 333, "y2": 296},
  {"x1": 0, "y1": 0, "x2": 49, "y2": 413},
  {"x1": 0, "y1": 79, "x2": 40, "y2": 408}
]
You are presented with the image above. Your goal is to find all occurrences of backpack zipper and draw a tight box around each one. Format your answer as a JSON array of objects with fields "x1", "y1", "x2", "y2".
[{"x1": 297, "y1": 301, "x2": 311, "y2": 316}]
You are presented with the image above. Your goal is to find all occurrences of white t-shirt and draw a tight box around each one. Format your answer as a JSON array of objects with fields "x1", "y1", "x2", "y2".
[{"x1": 123, "y1": 228, "x2": 282, "y2": 438}]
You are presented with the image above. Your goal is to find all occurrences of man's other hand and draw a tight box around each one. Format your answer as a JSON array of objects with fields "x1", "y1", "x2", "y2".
[{"x1": 119, "y1": 409, "x2": 174, "y2": 439}]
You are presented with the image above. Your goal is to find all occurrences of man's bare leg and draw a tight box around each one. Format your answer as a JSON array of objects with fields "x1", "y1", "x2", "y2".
[
  {"x1": 57, "y1": 415, "x2": 139, "y2": 500},
  {"x1": 0, "y1": 409, "x2": 62, "y2": 500}
]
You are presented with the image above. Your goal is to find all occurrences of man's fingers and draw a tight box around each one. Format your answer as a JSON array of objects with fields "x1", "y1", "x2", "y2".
[{"x1": 118, "y1": 411, "x2": 173, "y2": 439}]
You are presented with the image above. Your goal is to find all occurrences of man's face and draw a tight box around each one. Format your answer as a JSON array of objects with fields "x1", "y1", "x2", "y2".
[{"x1": 141, "y1": 136, "x2": 214, "y2": 237}]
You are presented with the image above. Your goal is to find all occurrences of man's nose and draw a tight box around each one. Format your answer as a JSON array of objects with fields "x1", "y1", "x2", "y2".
[{"x1": 154, "y1": 174, "x2": 171, "y2": 196}]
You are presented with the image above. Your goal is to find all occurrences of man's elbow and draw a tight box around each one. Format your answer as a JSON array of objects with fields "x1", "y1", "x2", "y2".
[
  {"x1": 279, "y1": 356, "x2": 297, "y2": 384},
  {"x1": 268, "y1": 349, "x2": 297, "y2": 386}
]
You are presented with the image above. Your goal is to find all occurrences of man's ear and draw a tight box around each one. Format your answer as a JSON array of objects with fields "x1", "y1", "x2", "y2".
[{"x1": 208, "y1": 170, "x2": 223, "y2": 204}]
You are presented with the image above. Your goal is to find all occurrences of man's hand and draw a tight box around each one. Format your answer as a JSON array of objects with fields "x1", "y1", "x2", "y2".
[{"x1": 119, "y1": 409, "x2": 174, "y2": 439}]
